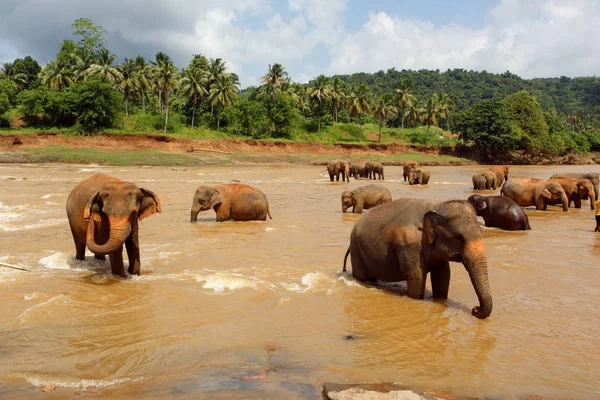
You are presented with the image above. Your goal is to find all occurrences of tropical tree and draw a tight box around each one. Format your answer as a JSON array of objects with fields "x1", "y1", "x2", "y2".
[
  {"x1": 404, "y1": 100, "x2": 425, "y2": 134},
  {"x1": 40, "y1": 60, "x2": 75, "y2": 90},
  {"x1": 424, "y1": 95, "x2": 439, "y2": 143},
  {"x1": 118, "y1": 58, "x2": 137, "y2": 117},
  {"x1": 209, "y1": 75, "x2": 238, "y2": 129},
  {"x1": 372, "y1": 94, "x2": 398, "y2": 142},
  {"x1": 207, "y1": 58, "x2": 227, "y2": 114},
  {"x1": 71, "y1": 48, "x2": 95, "y2": 81},
  {"x1": 86, "y1": 49, "x2": 122, "y2": 82},
  {"x1": 308, "y1": 75, "x2": 331, "y2": 131},
  {"x1": 290, "y1": 83, "x2": 310, "y2": 117},
  {"x1": 0, "y1": 62, "x2": 27, "y2": 91},
  {"x1": 152, "y1": 59, "x2": 180, "y2": 132},
  {"x1": 434, "y1": 92, "x2": 454, "y2": 132},
  {"x1": 261, "y1": 63, "x2": 288, "y2": 101},
  {"x1": 347, "y1": 83, "x2": 372, "y2": 141},
  {"x1": 330, "y1": 76, "x2": 346, "y2": 123},
  {"x1": 181, "y1": 65, "x2": 208, "y2": 128},
  {"x1": 394, "y1": 78, "x2": 416, "y2": 135},
  {"x1": 133, "y1": 56, "x2": 152, "y2": 111}
]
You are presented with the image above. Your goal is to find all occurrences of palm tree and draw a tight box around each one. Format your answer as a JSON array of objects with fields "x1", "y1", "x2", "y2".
[
  {"x1": 308, "y1": 75, "x2": 332, "y2": 132},
  {"x1": 424, "y1": 95, "x2": 439, "y2": 144},
  {"x1": 71, "y1": 48, "x2": 94, "y2": 82},
  {"x1": 434, "y1": 92, "x2": 454, "y2": 133},
  {"x1": 207, "y1": 58, "x2": 227, "y2": 114},
  {"x1": 0, "y1": 61, "x2": 27, "y2": 91},
  {"x1": 372, "y1": 94, "x2": 398, "y2": 142},
  {"x1": 209, "y1": 75, "x2": 238, "y2": 129},
  {"x1": 40, "y1": 60, "x2": 75, "y2": 90},
  {"x1": 394, "y1": 78, "x2": 416, "y2": 136},
  {"x1": 153, "y1": 59, "x2": 180, "y2": 133},
  {"x1": 404, "y1": 100, "x2": 424, "y2": 135},
  {"x1": 330, "y1": 77, "x2": 346, "y2": 123},
  {"x1": 86, "y1": 49, "x2": 123, "y2": 82},
  {"x1": 119, "y1": 58, "x2": 137, "y2": 117},
  {"x1": 181, "y1": 66, "x2": 208, "y2": 128},
  {"x1": 261, "y1": 63, "x2": 288, "y2": 101},
  {"x1": 133, "y1": 56, "x2": 152, "y2": 112},
  {"x1": 290, "y1": 83, "x2": 310, "y2": 117},
  {"x1": 347, "y1": 83, "x2": 372, "y2": 141}
]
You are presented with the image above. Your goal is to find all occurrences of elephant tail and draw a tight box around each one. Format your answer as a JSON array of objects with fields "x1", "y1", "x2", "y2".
[
  {"x1": 267, "y1": 207, "x2": 272, "y2": 219},
  {"x1": 342, "y1": 246, "x2": 351, "y2": 272}
]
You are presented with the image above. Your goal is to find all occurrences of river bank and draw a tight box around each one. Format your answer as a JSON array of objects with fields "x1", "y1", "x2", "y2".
[{"x1": 0, "y1": 132, "x2": 599, "y2": 166}]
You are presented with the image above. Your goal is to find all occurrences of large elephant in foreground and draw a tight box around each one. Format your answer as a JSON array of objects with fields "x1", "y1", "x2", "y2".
[
  {"x1": 66, "y1": 174, "x2": 162, "y2": 278},
  {"x1": 341, "y1": 184, "x2": 392, "y2": 213},
  {"x1": 501, "y1": 178, "x2": 568, "y2": 211},
  {"x1": 549, "y1": 177, "x2": 596, "y2": 210},
  {"x1": 467, "y1": 194, "x2": 531, "y2": 231},
  {"x1": 327, "y1": 160, "x2": 350, "y2": 182},
  {"x1": 190, "y1": 183, "x2": 272, "y2": 222},
  {"x1": 550, "y1": 173, "x2": 599, "y2": 201},
  {"x1": 343, "y1": 199, "x2": 493, "y2": 319}
]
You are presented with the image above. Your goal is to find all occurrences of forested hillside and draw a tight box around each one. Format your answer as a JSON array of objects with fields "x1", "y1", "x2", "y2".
[{"x1": 328, "y1": 69, "x2": 600, "y2": 115}]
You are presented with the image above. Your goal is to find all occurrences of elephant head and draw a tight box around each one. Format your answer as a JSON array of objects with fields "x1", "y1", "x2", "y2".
[
  {"x1": 467, "y1": 194, "x2": 487, "y2": 216},
  {"x1": 341, "y1": 190, "x2": 360, "y2": 213},
  {"x1": 502, "y1": 166, "x2": 510, "y2": 181},
  {"x1": 83, "y1": 182, "x2": 161, "y2": 254},
  {"x1": 408, "y1": 169, "x2": 420, "y2": 184},
  {"x1": 577, "y1": 180, "x2": 596, "y2": 208},
  {"x1": 420, "y1": 201, "x2": 492, "y2": 319},
  {"x1": 190, "y1": 186, "x2": 222, "y2": 222},
  {"x1": 542, "y1": 182, "x2": 569, "y2": 211}
]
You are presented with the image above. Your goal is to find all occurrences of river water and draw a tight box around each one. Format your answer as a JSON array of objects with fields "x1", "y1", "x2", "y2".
[{"x1": 0, "y1": 163, "x2": 599, "y2": 399}]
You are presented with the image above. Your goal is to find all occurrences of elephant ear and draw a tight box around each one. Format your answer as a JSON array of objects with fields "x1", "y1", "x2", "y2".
[
  {"x1": 420, "y1": 210, "x2": 444, "y2": 245},
  {"x1": 83, "y1": 191, "x2": 100, "y2": 221},
  {"x1": 475, "y1": 200, "x2": 487, "y2": 212},
  {"x1": 209, "y1": 189, "x2": 222, "y2": 208},
  {"x1": 542, "y1": 186, "x2": 552, "y2": 199},
  {"x1": 139, "y1": 188, "x2": 162, "y2": 221}
]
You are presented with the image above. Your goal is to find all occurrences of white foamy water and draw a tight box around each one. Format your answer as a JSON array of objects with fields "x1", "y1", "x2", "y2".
[
  {"x1": 21, "y1": 374, "x2": 146, "y2": 390},
  {"x1": 37, "y1": 251, "x2": 91, "y2": 272},
  {"x1": 299, "y1": 272, "x2": 338, "y2": 294},
  {"x1": 0, "y1": 201, "x2": 64, "y2": 232},
  {"x1": 199, "y1": 272, "x2": 275, "y2": 293}
]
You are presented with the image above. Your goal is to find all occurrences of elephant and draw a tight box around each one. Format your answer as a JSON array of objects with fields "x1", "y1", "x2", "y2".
[
  {"x1": 403, "y1": 161, "x2": 420, "y2": 181},
  {"x1": 550, "y1": 173, "x2": 599, "y2": 201},
  {"x1": 408, "y1": 167, "x2": 431, "y2": 185},
  {"x1": 472, "y1": 174, "x2": 487, "y2": 190},
  {"x1": 489, "y1": 166, "x2": 510, "y2": 186},
  {"x1": 327, "y1": 160, "x2": 350, "y2": 182},
  {"x1": 341, "y1": 184, "x2": 392, "y2": 213},
  {"x1": 501, "y1": 178, "x2": 568, "y2": 211},
  {"x1": 548, "y1": 177, "x2": 596, "y2": 210},
  {"x1": 350, "y1": 160, "x2": 369, "y2": 179},
  {"x1": 190, "y1": 183, "x2": 272, "y2": 222},
  {"x1": 473, "y1": 171, "x2": 497, "y2": 190},
  {"x1": 342, "y1": 199, "x2": 493, "y2": 319},
  {"x1": 467, "y1": 194, "x2": 531, "y2": 230},
  {"x1": 366, "y1": 161, "x2": 384, "y2": 180},
  {"x1": 66, "y1": 174, "x2": 162, "y2": 278}
]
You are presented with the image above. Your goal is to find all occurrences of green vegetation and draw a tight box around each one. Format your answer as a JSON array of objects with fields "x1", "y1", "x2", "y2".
[{"x1": 1, "y1": 18, "x2": 599, "y2": 161}]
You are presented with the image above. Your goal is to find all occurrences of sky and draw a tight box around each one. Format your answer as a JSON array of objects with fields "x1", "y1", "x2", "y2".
[{"x1": 0, "y1": 0, "x2": 598, "y2": 88}]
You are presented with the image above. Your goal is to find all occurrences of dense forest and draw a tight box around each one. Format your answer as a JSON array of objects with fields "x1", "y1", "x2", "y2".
[{"x1": 1, "y1": 18, "x2": 599, "y2": 159}]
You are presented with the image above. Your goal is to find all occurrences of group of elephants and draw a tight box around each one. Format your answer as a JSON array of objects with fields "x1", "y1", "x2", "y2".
[{"x1": 64, "y1": 165, "x2": 599, "y2": 321}]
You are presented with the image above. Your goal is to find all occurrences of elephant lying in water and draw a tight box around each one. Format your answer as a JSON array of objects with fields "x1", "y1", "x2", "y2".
[
  {"x1": 66, "y1": 174, "x2": 162, "y2": 278},
  {"x1": 190, "y1": 183, "x2": 272, "y2": 222},
  {"x1": 341, "y1": 184, "x2": 392, "y2": 213},
  {"x1": 343, "y1": 199, "x2": 493, "y2": 319},
  {"x1": 467, "y1": 194, "x2": 531, "y2": 230}
]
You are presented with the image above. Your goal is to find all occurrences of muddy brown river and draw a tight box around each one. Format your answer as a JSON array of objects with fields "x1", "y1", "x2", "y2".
[{"x1": 0, "y1": 163, "x2": 599, "y2": 399}]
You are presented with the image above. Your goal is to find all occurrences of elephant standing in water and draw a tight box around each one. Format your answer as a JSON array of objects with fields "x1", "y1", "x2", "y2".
[
  {"x1": 548, "y1": 177, "x2": 596, "y2": 210},
  {"x1": 343, "y1": 199, "x2": 492, "y2": 319},
  {"x1": 327, "y1": 160, "x2": 350, "y2": 182},
  {"x1": 350, "y1": 160, "x2": 369, "y2": 179},
  {"x1": 190, "y1": 183, "x2": 272, "y2": 222},
  {"x1": 408, "y1": 167, "x2": 431, "y2": 185},
  {"x1": 550, "y1": 173, "x2": 599, "y2": 201},
  {"x1": 490, "y1": 166, "x2": 510, "y2": 187},
  {"x1": 472, "y1": 171, "x2": 497, "y2": 190},
  {"x1": 366, "y1": 161, "x2": 385, "y2": 180},
  {"x1": 467, "y1": 194, "x2": 531, "y2": 230},
  {"x1": 403, "y1": 161, "x2": 420, "y2": 181},
  {"x1": 501, "y1": 178, "x2": 568, "y2": 211},
  {"x1": 66, "y1": 174, "x2": 162, "y2": 278},
  {"x1": 341, "y1": 184, "x2": 392, "y2": 213}
]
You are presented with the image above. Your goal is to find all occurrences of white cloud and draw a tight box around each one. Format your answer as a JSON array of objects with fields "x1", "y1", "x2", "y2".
[{"x1": 327, "y1": 0, "x2": 600, "y2": 78}]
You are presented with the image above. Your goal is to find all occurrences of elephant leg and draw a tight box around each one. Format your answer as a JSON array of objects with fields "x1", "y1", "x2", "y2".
[
  {"x1": 95, "y1": 254, "x2": 106, "y2": 260},
  {"x1": 329, "y1": 174, "x2": 334, "y2": 182},
  {"x1": 125, "y1": 232, "x2": 141, "y2": 275},
  {"x1": 402, "y1": 250, "x2": 426, "y2": 299},
  {"x1": 108, "y1": 247, "x2": 127, "y2": 278},
  {"x1": 431, "y1": 262, "x2": 451, "y2": 299},
  {"x1": 75, "y1": 241, "x2": 86, "y2": 261},
  {"x1": 407, "y1": 270, "x2": 426, "y2": 299},
  {"x1": 573, "y1": 198, "x2": 582, "y2": 208}
]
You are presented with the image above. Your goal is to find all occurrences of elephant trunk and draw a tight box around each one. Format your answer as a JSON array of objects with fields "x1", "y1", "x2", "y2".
[
  {"x1": 463, "y1": 239, "x2": 493, "y2": 319},
  {"x1": 86, "y1": 215, "x2": 131, "y2": 255},
  {"x1": 190, "y1": 201, "x2": 201, "y2": 222},
  {"x1": 559, "y1": 191, "x2": 569, "y2": 211}
]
